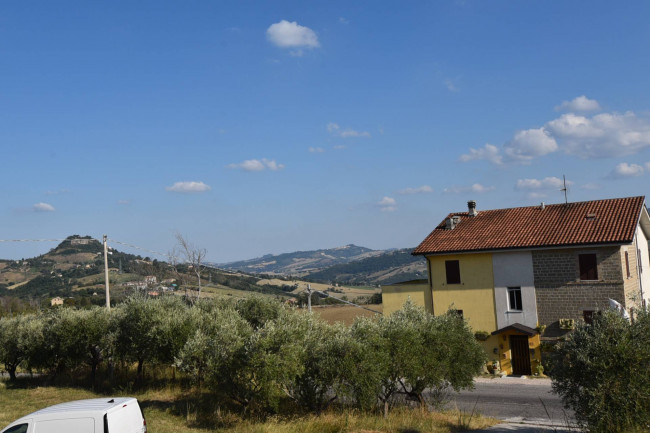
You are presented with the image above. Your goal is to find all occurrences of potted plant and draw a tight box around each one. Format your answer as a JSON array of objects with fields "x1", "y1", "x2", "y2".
[{"x1": 474, "y1": 330, "x2": 490, "y2": 341}]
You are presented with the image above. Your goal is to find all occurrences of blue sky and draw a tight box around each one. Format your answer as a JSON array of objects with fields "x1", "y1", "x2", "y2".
[{"x1": 2, "y1": 1, "x2": 650, "y2": 262}]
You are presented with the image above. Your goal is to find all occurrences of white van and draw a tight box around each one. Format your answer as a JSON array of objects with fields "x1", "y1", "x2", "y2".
[{"x1": 0, "y1": 397, "x2": 147, "y2": 433}]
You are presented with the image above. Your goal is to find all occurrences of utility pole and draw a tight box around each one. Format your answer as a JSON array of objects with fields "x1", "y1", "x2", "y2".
[
  {"x1": 103, "y1": 235, "x2": 111, "y2": 311},
  {"x1": 307, "y1": 284, "x2": 313, "y2": 313}
]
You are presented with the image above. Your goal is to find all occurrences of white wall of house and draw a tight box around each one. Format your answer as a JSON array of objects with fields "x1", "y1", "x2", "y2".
[
  {"x1": 493, "y1": 251, "x2": 538, "y2": 329},
  {"x1": 635, "y1": 225, "x2": 650, "y2": 307}
]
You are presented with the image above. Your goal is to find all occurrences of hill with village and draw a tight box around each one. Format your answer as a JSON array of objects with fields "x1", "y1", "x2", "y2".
[{"x1": 0, "y1": 235, "x2": 288, "y2": 310}]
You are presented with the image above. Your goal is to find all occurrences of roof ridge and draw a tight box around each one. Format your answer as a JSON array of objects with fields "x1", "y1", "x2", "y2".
[{"x1": 446, "y1": 195, "x2": 645, "y2": 215}]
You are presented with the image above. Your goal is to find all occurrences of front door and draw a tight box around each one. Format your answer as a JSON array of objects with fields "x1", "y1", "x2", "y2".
[{"x1": 510, "y1": 335, "x2": 532, "y2": 375}]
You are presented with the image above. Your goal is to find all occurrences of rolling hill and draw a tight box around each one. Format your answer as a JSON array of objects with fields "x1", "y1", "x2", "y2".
[
  {"x1": 218, "y1": 244, "x2": 383, "y2": 275},
  {"x1": 0, "y1": 235, "x2": 288, "y2": 308},
  {"x1": 220, "y1": 245, "x2": 427, "y2": 286}
]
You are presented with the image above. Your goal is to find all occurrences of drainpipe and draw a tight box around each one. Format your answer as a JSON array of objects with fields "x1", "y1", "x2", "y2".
[
  {"x1": 427, "y1": 256, "x2": 435, "y2": 315},
  {"x1": 634, "y1": 233, "x2": 646, "y2": 308}
]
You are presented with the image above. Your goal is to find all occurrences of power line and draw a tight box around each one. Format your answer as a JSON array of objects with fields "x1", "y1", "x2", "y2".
[
  {"x1": 301, "y1": 287, "x2": 382, "y2": 315},
  {"x1": 0, "y1": 238, "x2": 68, "y2": 243},
  {"x1": 107, "y1": 238, "x2": 175, "y2": 260}
]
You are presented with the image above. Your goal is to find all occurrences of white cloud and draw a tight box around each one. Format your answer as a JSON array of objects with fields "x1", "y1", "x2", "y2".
[
  {"x1": 443, "y1": 184, "x2": 495, "y2": 194},
  {"x1": 546, "y1": 111, "x2": 650, "y2": 158},
  {"x1": 117, "y1": 200, "x2": 130, "y2": 205},
  {"x1": 338, "y1": 17, "x2": 349, "y2": 24},
  {"x1": 515, "y1": 177, "x2": 569, "y2": 190},
  {"x1": 227, "y1": 158, "x2": 285, "y2": 171},
  {"x1": 309, "y1": 146, "x2": 324, "y2": 153},
  {"x1": 377, "y1": 196, "x2": 397, "y2": 212},
  {"x1": 503, "y1": 128, "x2": 558, "y2": 163},
  {"x1": 459, "y1": 143, "x2": 503, "y2": 165},
  {"x1": 327, "y1": 122, "x2": 371, "y2": 138},
  {"x1": 165, "y1": 181, "x2": 212, "y2": 193},
  {"x1": 555, "y1": 95, "x2": 601, "y2": 112},
  {"x1": 461, "y1": 102, "x2": 650, "y2": 165},
  {"x1": 33, "y1": 202, "x2": 55, "y2": 212},
  {"x1": 607, "y1": 162, "x2": 645, "y2": 179},
  {"x1": 266, "y1": 20, "x2": 319, "y2": 50},
  {"x1": 398, "y1": 185, "x2": 433, "y2": 195},
  {"x1": 333, "y1": 145, "x2": 346, "y2": 150}
]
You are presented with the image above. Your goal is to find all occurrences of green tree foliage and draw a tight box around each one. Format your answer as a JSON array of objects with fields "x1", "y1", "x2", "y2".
[
  {"x1": 0, "y1": 315, "x2": 43, "y2": 380},
  {"x1": 551, "y1": 309, "x2": 650, "y2": 433},
  {"x1": 287, "y1": 319, "x2": 349, "y2": 413},
  {"x1": 218, "y1": 309, "x2": 308, "y2": 413},
  {"x1": 0, "y1": 296, "x2": 489, "y2": 419},
  {"x1": 175, "y1": 305, "x2": 251, "y2": 388}
]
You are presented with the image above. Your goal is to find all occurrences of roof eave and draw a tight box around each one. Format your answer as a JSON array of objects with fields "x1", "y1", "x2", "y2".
[{"x1": 414, "y1": 239, "x2": 634, "y2": 257}]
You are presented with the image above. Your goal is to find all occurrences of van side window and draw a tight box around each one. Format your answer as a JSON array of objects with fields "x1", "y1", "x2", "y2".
[{"x1": 3, "y1": 424, "x2": 28, "y2": 433}]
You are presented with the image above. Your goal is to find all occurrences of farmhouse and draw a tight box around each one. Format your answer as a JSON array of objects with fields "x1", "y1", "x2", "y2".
[{"x1": 384, "y1": 196, "x2": 650, "y2": 375}]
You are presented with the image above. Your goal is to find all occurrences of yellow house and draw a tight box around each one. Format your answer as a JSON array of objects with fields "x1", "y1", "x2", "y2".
[
  {"x1": 381, "y1": 279, "x2": 430, "y2": 316},
  {"x1": 384, "y1": 196, "x2": 650, "y2": 376}
]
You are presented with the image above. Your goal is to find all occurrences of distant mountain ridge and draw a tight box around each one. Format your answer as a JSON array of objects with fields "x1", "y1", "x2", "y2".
[
  {"x1": 218, "y1": 244, "x2": 382, "y2": 276},
  {"x1": 219, "y1": 245, "x2": 427, "y2": 285},
  {"x1": 305, "y1": 248, "x2": 427, "y2": 285}
]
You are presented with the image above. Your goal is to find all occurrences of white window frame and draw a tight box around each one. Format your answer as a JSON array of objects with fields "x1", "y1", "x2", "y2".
[{"x1": 507, "y1": 286, "x2": 523, "y2": 311}]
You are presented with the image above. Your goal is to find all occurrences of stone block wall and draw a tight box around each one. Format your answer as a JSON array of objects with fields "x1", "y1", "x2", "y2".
[
  {"x1": 532, "y1": 246, "x2": 626, "y2": 337},
  {"x1": 621, "y1": 245, "x2": 642, "y2": 308}
]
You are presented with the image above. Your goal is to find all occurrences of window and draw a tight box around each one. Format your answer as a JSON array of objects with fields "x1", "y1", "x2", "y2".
[
  {"x1": 579, "y1": 254, "x2": 598, "y2": 281},
  {"x1": 3, "y1": 424, "x2": 28, "y2": 433},
  {"x1": 445, "y1": 260, "x2": 461, "y2": 284},
  {"x1": 625, "y1": 251, "x2": 631, "y2": 278},
  {"x1": 583, "y1": 310, "x2": 595, "y2": 324},
  {"x1": 508, "y1": 287, "x2": 523, "y2": 311}
]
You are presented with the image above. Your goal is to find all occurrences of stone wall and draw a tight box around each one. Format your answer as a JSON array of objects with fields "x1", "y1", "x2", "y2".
[
  {"x1": 621, "y1": 245, "x2": 642, "y2": 309},
  {"x1": 532, "y1": 246, "x2": 625, "y2": 337}
]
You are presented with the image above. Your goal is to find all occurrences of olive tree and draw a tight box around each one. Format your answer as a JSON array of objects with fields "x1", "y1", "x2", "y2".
[
  {"x1": 218, "y1": 309, "x2": 308, "y2": 414},
  {"x1": 0, "y1": 314, "x2": 45, "y2": 380},
  {"x1": 551, "y1": 309, "x2": 650, "y2": 432}
]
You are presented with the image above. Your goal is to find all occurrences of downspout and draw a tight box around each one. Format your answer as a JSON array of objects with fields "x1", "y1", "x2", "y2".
[
  {"x1": 634, "y1": 232, "x2": 645, "y2": 308},
  {"x1": 427, "y1": 256, "x2": 435, "y2": 315}
]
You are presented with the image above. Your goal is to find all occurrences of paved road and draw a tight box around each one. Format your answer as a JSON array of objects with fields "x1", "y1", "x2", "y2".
[{"x1": 446, "y1": 377, "x2": 575, "y2": 427}]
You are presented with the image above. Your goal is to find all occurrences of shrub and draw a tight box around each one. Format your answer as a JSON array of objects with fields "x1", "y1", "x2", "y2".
[{"x1": 551, "y1": 309, "x2": 650, "y2": 432}]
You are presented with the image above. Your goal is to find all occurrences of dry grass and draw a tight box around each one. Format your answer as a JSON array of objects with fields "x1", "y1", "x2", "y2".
[
  {"x1": 0, "y1": 382, "x2": 497, "y2": 433},
  {"x1": 258, "y1": 279, "x2": 380, "y2": 300},
  {"x1": 312, "y1": 304, "x2": 383, "y2": 325}
]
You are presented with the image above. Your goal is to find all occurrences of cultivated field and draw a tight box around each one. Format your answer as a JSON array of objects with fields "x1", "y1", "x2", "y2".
[
  {"x1": 257, "y1": 278, "x2": 380, "y2": 300},
  {"x1": 312, "y1": 304, "x2": 383, "y2": 325}
]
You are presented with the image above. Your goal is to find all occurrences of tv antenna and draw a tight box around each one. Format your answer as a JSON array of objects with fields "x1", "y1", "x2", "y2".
[{"x1": 560, "y1": 175, "x2": 569, "y2": 205}]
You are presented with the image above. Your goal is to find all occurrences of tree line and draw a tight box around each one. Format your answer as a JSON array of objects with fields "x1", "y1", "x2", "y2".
[{"x1": 0, "y1": 296, "x2": 485, "y2": 416}]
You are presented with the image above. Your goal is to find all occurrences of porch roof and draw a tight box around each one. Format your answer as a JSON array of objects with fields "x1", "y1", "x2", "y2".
[{"x1": 491, "y1": 323, "x2": 538, "y2": 336}]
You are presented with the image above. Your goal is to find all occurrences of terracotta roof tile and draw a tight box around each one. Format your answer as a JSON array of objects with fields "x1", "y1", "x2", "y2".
[{"x1": 413, "y1": 196, "x2": 645, "y2": 255}]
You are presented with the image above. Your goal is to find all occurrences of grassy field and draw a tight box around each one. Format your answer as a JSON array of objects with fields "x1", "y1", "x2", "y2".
[
  {"x1": 312, "y1": 304, "x2": 383, "y2": 325},
  {"x1": 0, "y1": 381, "x2": 496, "y2": 433},
  {"x1": 257, "y1": 279, "x2": 380, "y2": 300}
]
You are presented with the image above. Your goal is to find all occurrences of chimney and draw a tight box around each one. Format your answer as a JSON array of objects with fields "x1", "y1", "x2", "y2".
[
  {"x1": 467, "y1": 200, "x2": 478, "y2": 217},
  {"x1": 540, "y1": 202, "x2": 545, "y2": 210}
]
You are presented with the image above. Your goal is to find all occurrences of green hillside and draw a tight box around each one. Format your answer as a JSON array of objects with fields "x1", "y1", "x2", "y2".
[
  {"x1": 305, "y1": 248, "x2": 427, "y2": 285},
  {"x1": 0, "y1": 235, "x2": 288, "y2": 314}
]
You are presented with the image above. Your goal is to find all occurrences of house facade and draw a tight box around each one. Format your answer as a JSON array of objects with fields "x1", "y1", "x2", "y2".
[{"x1": 383, "y1": 196, "x2": 650, "y2": 375}]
